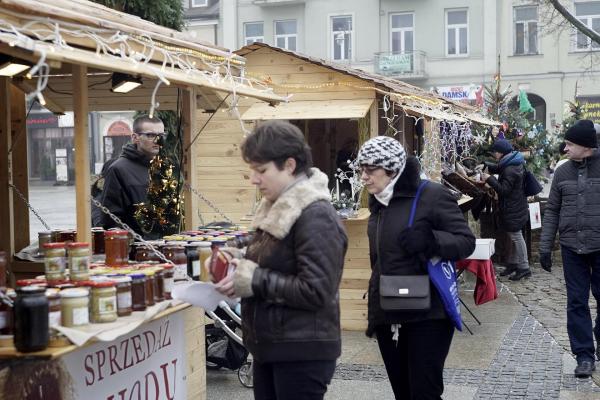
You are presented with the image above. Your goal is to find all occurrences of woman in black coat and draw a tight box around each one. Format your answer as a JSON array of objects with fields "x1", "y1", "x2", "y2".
[
  {"x1": 216, "y1": 120, "x2": 348, "y2": 400},
  {"x1": 357, "y1": 136, "x2": 475, "y2": 400}
]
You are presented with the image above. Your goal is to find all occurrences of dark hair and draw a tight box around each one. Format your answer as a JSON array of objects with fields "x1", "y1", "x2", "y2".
[
  {"x1": 241, "y1": 120, "x2": 313, "y2": 176},
  {"x1": 133, "y1": 115, "x2": 163, "y2": 133}
]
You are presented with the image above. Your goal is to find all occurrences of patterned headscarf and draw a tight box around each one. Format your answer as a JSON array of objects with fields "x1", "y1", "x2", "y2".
[{"x1": 354, "y1": 136, "x2": 407, "y2": 175}]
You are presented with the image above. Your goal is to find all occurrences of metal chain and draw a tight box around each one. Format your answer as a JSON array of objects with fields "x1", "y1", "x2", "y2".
[
  {"x1": 8, "y1": 183, "x2": 52, "y2": 231},
  {"x1": 183, "y1": 183, "x2": 235, "y2": 225}
]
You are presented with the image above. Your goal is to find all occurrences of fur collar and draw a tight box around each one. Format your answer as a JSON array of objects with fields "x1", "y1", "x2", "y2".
[{"x1": 251, "y1": 168, "x2": 331, "y2": 239}]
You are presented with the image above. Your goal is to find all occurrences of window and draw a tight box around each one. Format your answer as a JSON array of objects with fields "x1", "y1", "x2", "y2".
[
  {"x1": 191, "y1": 0, "x2": 208, "y2": 7},
  {"x1": 575, "y1": 1, "x2": 600, "y2": 51},
  {"x1": 275, "y1": 20, "x2": 297, "y2": 51},
  {"x1": 445, "y1": 9, "x2": 468, "y2": 56},
  {"x1": 331, "y1": 15, "x2": 353, "y2": 60},
  {"x1": 390, "y1": 13, "x2": 414, "y2": 54},
  {"x1": 514, "y1": 6, "x2": 538, "y2": 55},
  {"x1": 244, "y1": 22, "x2": 264, "y2": 45}
]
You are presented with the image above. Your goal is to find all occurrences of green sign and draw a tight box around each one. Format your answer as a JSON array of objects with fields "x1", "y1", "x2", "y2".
[{"x1": 378, "y1": 54, "x2": 412, "y2": 74}]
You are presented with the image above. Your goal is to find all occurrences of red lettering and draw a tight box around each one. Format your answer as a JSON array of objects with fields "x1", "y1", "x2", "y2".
[
  {"x1": 144, "y1": 371, "x2": 160, "y2": 400},
  {"x1": 128, "y1": 381, "x2": 141, "y2": 400},
  {"x1": 143, "y1": 330, "x2": 156, "y2": 359},
  {"x1": 96, "y1": 349, "x2": 106, "y2": 382},
  {"x1": 108, "y1": 344, "x2": 122, "y2": 376},
  {"x1": 84, "y1": 354, "x2": 95, "y2": 386},
  {"x1": 121, "y1": 337, "x2": 134, "y2": 369},
  {"x1": 160, "y1": 359, "x2": 177, "y2": 400},
  {"x1": 106, "y1": 389, "x2": 127, "y2": 400},
  {"x1": 161, "y1": 320, "x2": 172, "y2": 348},
  {"x1": 131, "y1": 335, "x2": 146, "y2": 364}
]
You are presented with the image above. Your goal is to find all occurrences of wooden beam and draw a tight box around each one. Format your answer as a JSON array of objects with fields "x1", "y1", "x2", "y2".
[
  {"x1": 183, "y1": 88, "x2": 198, "y2": 231},
  {"x1": 0, "y1": 78, "x2": 14, "y2": 258},
  {"x1": 10, "y1": 85, "x2": 29, "y2": 250},
  {"x1": 11, "y1": 78, "x2": 66, "y2": 115},
  {"x1": 73, "y1": 65, "x2": 91, "y2": 244},
  {"x1": 369, "y1": 98, "x2": 378, "y2": 138}
]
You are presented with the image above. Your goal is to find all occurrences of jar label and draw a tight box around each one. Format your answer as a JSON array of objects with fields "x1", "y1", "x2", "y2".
[
  {"x1": 0, "y1": 311, "x2": 7, "y2": 329},
  {"x1": 163, "y1": 277, "x2": 174, "y2": 293},
  {"x1": 192, "y1": 260, "x2": 201, "y2": 278},
  {"x1": 117, "y1": 292, "x2": 132, "y2": 309},
  {"x1": 174, "y1": 264, "x2": 187, "y2": 280},
  {"x1": 45, "y1": 256, "x2": 66, "y2": 275},
  {"x1": 72, "y1": 307, "x2": 89, "y2": 326},
  {"x1": 98, "y1": 296, "x2": 117, "y2": 315},
  {"x1": 49, "y1": 310, "x2": 61, "y2": 327},
  {"x1": 70, "y1": 256, "x2": 89, "y2": 273}
]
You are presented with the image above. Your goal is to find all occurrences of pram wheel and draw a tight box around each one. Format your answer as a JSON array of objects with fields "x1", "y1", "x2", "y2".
[{"x1": 238, "y1": 361, "x2": 253, "y2": 388}]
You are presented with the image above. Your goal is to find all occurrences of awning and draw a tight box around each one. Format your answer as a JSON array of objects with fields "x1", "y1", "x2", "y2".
[
  {"x1": 241, "y1": 99, "x2": 374, "y2": 121},
  {"x1": 463, "y1": 113, "x2": 503, "y2": 126},
  {"x1": 402, "y1": 105, "x2": 468, "y2": 123}
]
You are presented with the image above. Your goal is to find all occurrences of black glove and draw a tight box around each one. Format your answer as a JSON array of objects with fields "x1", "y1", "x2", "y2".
[
  {"x1": 398, "y1": 222, "x2": 438, "y2": 263},
  {"x1": 484, "y1": 161, "x2": 499, "y2": 174},
  {"x1": 539, "y1": 252, "x2": 552, "y2": 272}
]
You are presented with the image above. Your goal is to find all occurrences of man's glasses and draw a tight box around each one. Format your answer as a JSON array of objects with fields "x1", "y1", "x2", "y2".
[{"x1": 135, "y1": 132, "x2": 165, "y2": 144}]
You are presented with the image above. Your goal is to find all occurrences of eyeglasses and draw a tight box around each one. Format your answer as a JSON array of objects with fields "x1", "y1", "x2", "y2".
[
  {"x1": 136, "y1": 132, "x2": 165, "y2": 140},
  {"x1": 359, "y1": 166, "x2": 382, "y2": 176}
]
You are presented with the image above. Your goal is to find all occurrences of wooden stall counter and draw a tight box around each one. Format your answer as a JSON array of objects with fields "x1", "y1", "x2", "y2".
[
  {"x1": 0, "y1": 303, "x2": 206, "y2": 400},
  {"x1": 340, "y1": 208, "x2": 370, "y2": 331}
]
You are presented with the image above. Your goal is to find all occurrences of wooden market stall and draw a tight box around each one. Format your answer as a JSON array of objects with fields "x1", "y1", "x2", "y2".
[
  {"x1": 192, "y1": 42, "x2": 499, "y2": 331},
  {"x1": 0, "y1": 1, "x2": 285, "y2": 398}
]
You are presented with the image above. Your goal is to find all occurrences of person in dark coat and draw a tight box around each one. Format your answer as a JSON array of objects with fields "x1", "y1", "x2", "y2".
[
  {"x1": 357, "y1": 136, "x2": 475, "y2": 400},
  {"x1": 95, "y1": 115, "x2": 164, "y2": 237},
  {"x1": 539, "y1": 119, "x2": 600, "y2": 378},
  {"x1": 215, "y1": 120, "x2": 348, "y2": 400},
  {"x1": 481, "y1": 139, "x2": 531, "y2": 281}
]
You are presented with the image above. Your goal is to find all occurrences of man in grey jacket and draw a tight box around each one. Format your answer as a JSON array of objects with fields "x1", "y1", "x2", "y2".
[{"x1": 539, "y1": 119, "x2": 600, "y2": 378}]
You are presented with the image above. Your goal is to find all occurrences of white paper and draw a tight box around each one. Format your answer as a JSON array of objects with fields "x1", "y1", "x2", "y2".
[
  {"x1": 529, "y1": 202, "x2": 542, "y2": 229},
  {"x1": 171, "y1": 281, "x2": 233, "y2": 312}
]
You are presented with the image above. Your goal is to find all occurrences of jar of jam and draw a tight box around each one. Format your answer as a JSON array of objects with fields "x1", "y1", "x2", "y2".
[
  {"x1": 50, "y1": 229, "x2": 62, "y2": 242},
  {"x1": 60, "y1": 288, "x2": 89, "y2": 327},
  {"x1": 0, "y1": 251, "x2": 6, "y2": 288},
  {"x1": 134, "y1": 244, "x2": 161, "y2": 263},
  {"x1": 59, "y1": 230, "x2": 77, "y2": 244},
  {"x1": 91, "y1": 281, "x2": 117, "y2": 323},
  {"x1": 196, "y1": 242, "x2": 212, "y2": 282},
  {"x1": 112, "y1": 276, "x2": 132, "y2": 317},
  {"x1": 129, "y1": 273, "x2": 147, "y2": 311},
  {"x1": 160, "y1": 264, "x2": 174, "y2": 300},
  {"x1": 142, "y1": 270, "x2": 156, "y2": 307},
  {"x1": 152, "y1": 267, "x2": 165, "y2": 302},
  {"x1": 91, "y1": 228, "x2": 105, "y2": 255},
  {"x1": 185, "y1": 244, "x2": 201, "y2": 281},
  {"x1": 43, "y1": 242, "x2": 66, "y2": 282},
  {"x1": 14, "y1": 286, "x2": 49, "y2": 352},
  {"x1": 67, "y1": 242, "x2": 90, "y2": 282},
  {"x1": 37, "y1": 232, "x2": 52, "y2": 256},
  {"x1": 162, "y1": 245, "x2": 187, "y2": 281},
  {"x1": 105, "y1": 230, "x2": 129, "y2": 267}
]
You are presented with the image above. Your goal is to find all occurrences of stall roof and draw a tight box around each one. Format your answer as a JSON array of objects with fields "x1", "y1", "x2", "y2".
[
  {"x1": 241, "y1": 99, "x2": 374, "y2": 121},
  {"x1": 237, "y1": 43, "x2": 497, "y2": 125},
  {"x1": 0, "y1": 0, "x2": 286, "y2": 106}
]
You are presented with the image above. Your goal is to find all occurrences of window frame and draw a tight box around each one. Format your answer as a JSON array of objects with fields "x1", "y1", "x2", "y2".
[
  {"x1": 274, "y1": 19, "x2": 298, "y2": 51},
  {"x1": 445, "y1": 8, "x2": 469, "y2": 57},
  {"x1": 244, "y1": 21, "x2": 265, "y2": 46},
  {"x1": 190, "y1": 0, "x2": 208, "y2": 8},
  {"x1": 390, "y1": 12, "x2": 415, "y2": 54},
  {"x1": 329, "y1": 14, "x2": 354, "y2": 61},
  {"x1": 513, "y1": 5, "x2": 539, "y2": 55},
  {"x1": 573, "y1": 2, "x2": 600, "y2": 51}
]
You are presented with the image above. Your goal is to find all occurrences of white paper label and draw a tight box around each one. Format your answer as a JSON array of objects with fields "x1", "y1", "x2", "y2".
[
  {"x1": 98, "y1": 297, "x2": 117, "y2": 315},
  {"x1": 117, "y1": 292, "x2": 132, "y2": 309},
  {"x1": 45, "y1": 257, "x2": 66, "y2": 274},
  {"x1": 72, "y1": 307, "x2": 89, "y2": 326},
  {"x1": 192, "y1": 260, "x2": 200, "y2": 278},
  {"x1": 0, "y1": 311, "x2": 7, "y2": 329},
  {"x1": 49, "y1": 310, "x2": 61, "y2": 327},
  {"x1": 174, "y1": 264, "x2": 187, "y2": 280},
  {"x1": 163, "y1": 277, "x2": 174, "y2": 293},
  {"x1": 69, "y1": 256, "x2": 89, "y2": 273}
]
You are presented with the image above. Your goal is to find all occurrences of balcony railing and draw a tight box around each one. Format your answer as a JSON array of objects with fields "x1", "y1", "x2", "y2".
[
  {"x1": 373, "y1": 50, "x2": 427, "y2": 79},
  {"x1": 252, "y1": 0, "x2": 305, "y2": 6}
]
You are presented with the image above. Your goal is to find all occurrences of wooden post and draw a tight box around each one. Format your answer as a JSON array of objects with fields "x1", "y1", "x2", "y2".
[
  {"x1": 369, "y1": 98, "x2": 378, "y2": 138},
  {"x1": 10, "y1": 85, "x2": 30, "y2": 250},
  {"x1": 0, "y1": 78, "x2": 14, "y2": 258},
  {"x1": 183, "y1": 87, "x2": 198, "y2": 231},
  {"x1": 73, "y1": 65, "x2": 91, "y2": 244}
]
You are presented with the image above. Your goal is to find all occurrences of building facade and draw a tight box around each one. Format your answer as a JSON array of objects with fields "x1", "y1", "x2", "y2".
[{"x1": 184, "y1": 0, "x2": 600, "y2": 131}]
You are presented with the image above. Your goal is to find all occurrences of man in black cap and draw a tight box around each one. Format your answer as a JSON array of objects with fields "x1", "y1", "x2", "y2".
[
  {"x1": 539, "y1": 119, "x2": 600, "y2": 378},
  {"x1": 481, "y1": 138, "x2": 531, "y2": 281}
]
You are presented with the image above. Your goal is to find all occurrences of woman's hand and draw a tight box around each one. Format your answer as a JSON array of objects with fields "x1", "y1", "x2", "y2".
[{"x1": 214, "y1": 258, "x2": 239, "y2": 298}]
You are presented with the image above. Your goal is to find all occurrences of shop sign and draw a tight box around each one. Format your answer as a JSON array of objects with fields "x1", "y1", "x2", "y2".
[
  {"x1": 27, "y1": 113, "x2": 59, "y2": 129},
  {"x1": 378, "y1": 53, "x2": 412, "y2": 74},
  {"x1": 62, "y1": 312, "x2": 187, "y2": 399},
  {"x1": 58, "y1": 112, "x2": 75, "y2": 128},
  {"x1": 576, "y1": 96, "x2": 600, "y2": 124},
  {"x1": 437, "y1": 85, "x2": 478, "y2": 101}
]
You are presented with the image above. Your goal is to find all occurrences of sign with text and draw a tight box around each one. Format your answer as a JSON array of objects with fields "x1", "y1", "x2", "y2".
[
  {"x1": 62, "y1": 312, "x2": 187, "y2": 400},
  {"x1": 576, "y1": 96, "x2": 600, "y2": 124},
  {"x1": 438, "y1": 85, "x2": 478, "y2": 101},
  {"x1": 378, "y1": 53, "x2": 412, "y2": 74}
]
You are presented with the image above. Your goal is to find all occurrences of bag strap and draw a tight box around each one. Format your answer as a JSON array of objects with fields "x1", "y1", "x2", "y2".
[{"x1": 408, "y1": 180, "x2": 429, "y2": 227}]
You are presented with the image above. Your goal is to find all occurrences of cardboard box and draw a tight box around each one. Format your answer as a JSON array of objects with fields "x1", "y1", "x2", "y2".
[{"x1": 466, "y1": 238, "x2": 496, "y2": 260}]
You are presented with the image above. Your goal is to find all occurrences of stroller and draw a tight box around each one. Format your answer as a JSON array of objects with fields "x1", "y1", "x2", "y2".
[{"x1": 205, "y1": 300, "x2": 253, "y2": 388}]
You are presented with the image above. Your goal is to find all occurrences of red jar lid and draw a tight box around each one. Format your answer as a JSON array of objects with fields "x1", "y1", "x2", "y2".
[
  {"x1": 105, "y1": 230, "x2": 128, "y2": 237},
  {"x1": 91, "y1": 281, "x2": 116, "y2": 288},
  {"x1": 43, "y1": 242, "x2": 66, "y2": 249},
  {"x1": 67, "y1": 242, "x2": 90, "y2": 248},
  {"x1": 16, "y1": 279, "x2": 46, "y2": 287},
  {"x1": 74, "y1": 280, "x2": 96, "y2": 287},
  {"x1": 157, "y1": 263, "x2": 173, "y2": 270}
]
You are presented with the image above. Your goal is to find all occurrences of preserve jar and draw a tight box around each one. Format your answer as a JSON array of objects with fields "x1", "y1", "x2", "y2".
[
  {"x1": 91, "y1": 281, "x2": 117, "y2": 323},
  {"x1": 37, "y1": 232, "x2": 52, "y2": 256},
  {"x1": 91, "y1": 228, "x2": 105, "y2": 255},
  {"x1": 162, "y1": 245, "x2": 187, "y2": 281},
  {"x1": 59, "y1": 230, "x2": 76, "y2": 243},
  {"x1": 152, "y1": 267, "x2": 165, "y2": 302},
  {"x1": 46, "y1": 289, "x2": 61, "y2": 328},
  {"x1": 160, "y1": 264, "x2": 174, "y2": 300},
  {"x1": 196, "y1": 242, "x2": 212, "y2": 282},
  {"x1": 105, "y1": 230, "x2": 129, "y2": 267},
  {"x1": 0, "y1": 251, "x2": 6, "y2": 288},
  {"x1": 43, "y1": 242, "x2": 66, "y2": 282},
  {"x1": 142, "y1": 270, "x2": 156, "y2": 307},
  {"x1": 129, "y1": 273, "x2": 147, "y2": 312},
  {"x1": 134, "y1": 244, "x2": 161, "y2": 263},
  {"x1": 185, "y1": 244, "x2": 201, "y2": 281},
  {"x1": 60, "y1": 288, "x2": 90, "y2": 327},
  {"x1": 14, "y1": 286, "x2": 49, "y2": 352},
  {"x1": 112, "y1": 276, "x2": 132, "y2": 317},
  {"x1": 67, "y1": 242, "x2": 90, "y2": 282}
]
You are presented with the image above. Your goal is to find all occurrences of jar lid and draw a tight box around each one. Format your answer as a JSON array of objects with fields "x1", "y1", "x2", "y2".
[
  {"x1": 38, "y1": 231, "x2": 52, "y2": 237},
  {"x1": 16, "y1": 286, "x2": 46, "y2": 294},
  {"x1": 105, "y1": 230, "x2": 128, "y2": 237},
  {"x1": 111, "y1": 276, "x2": 132, "y2": 283},
  {"x1": 67, "y1": 242, "x2": 90, "y2": 248},
  {"x1": 162, "y1": 245, "x2": 185, "y2": 250},
  {"x1": 156, "y1": 263, "x2": 174, "y2": 270},
  {"x1": 91, "y1": 281, "x2": 116, "y2": 288},
  {"x1": 74, "y1": 280, "x2": 95, "y2": 287},
  {"x1": 128, "y1": 273, "x2": 146, "y2": 279},
  {"x1": 211, "y1": 239, "x2": 227, "y2": 244},
  {"x1": 16, "y1": 279, "x2": 46, "y2": 287},
  {"x1": 60, "y1": 288, "x2": 89, "y2": 298},
  {"x1": 43, "y1": 242, "x2": 66, "y2": 249},
  {"x1": 91, "y1": 227, "x2": 105, "y2": 231},
  {"x1": 141, "y1": 270, "x2": 155, "y2": 277}
]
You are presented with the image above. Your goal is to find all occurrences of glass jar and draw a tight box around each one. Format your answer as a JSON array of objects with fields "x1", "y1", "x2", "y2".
[
  {"x1": 0, "y1": 251, "x2": 6, "y2": 288},
  {"x1": 112, "y1": 276, "x2": 132, "y2": 317},
  {"x1": 43, "y1": 242, "x2": 66, "y2": 282},
  {"x1": 105, "y1": 230, "x2": 129, "y2": 267},
  {"x1": 134, "y1": 244, "x2": 161, "y2": 263},
  {"x1": 185, "y1": 244, "x2": 201, "y2": 281},
  {"x1": 162, "y1": 245, "x2": 187, "y2": 281},
  {"x1": 37, "y1": 232, "x2": 52, "y2": 256},
  {"x1": 152, "y1": 267, "x2": 165, "y2": 302},
  {"x1": 60, "y1": 288, "x2": 89, "y2": 327},
  {"x1": 160, "y1": 264, "x2": 174, "y2": 300},
  {"x1": 59, "y1": 230, "x2": 77, "y2": 244},
  {"x1": 67, "y1": 242, "x2": 90, "y2": 282},
  {"x1": 129, "y1": 273, "x2": 147, "y2": 311},
  {"x1": 91, "y1": 281, "x2": 117, "y2": 323},
  {"x1": 142, "y1": 270, "x2": 156, "y2": 307},
  {"x1": 14, "y1": 286, "x2": 49, "y2": 352},
  {"x1": 196, "y1": 242, "x2": 212, "y2": 282},
  {"x1": 0, "y1": 288, "x2": 12, "y2": 335},
  {"x1": 91, "y1": 228, "x2": 105, "y2": 255},
  {"x1": 46, "y1": 289, "x2": 61, "y2": 328}
]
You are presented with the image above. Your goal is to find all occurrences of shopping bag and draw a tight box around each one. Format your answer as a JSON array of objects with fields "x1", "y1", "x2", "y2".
[
  {"x1": 428, "y1": 257, "x2": 462, "y2": 331},
  {"x1": 529, "y1": 202, "x2": 541, "y2": 229}
]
